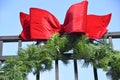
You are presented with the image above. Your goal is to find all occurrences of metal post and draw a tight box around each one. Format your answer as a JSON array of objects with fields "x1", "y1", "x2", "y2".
[
  {"x1": 36, "y1": 73, "x2": 40, "y2": 80},
  {"x1": 74, "y1": 60, "x2": 78, "y2": 80},
  {"x1": 93, "y1": 67, "x2": 98, "y2": 80},
  {"x1": 0, "y1": 41, "x2": 3, "y2": 56},
  {"x1": 18, "y1": 40, "x2": 22, "y2": 49},
  {"x1": 17, "y1": 40, "x2": 22, "y2": 58},
  {"x1": 108, "y1": 37, "x2": 113, "y2": 49},
  {"x1": 35, "y1": 41, "x2": 46, "y2": 80},
  {"x1": 55, "y1": 60, "x2": 59, "y2": 80}
]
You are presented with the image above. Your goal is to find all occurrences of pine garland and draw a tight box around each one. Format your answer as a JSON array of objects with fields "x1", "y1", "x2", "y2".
[{"x1": 0, "y1": 33, "x2": 120, "y2": 80}]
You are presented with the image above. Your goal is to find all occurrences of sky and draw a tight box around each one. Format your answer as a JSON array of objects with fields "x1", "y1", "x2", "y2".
[{"x1": 0, "y1": 0, "x2": 120, "y2": 80}]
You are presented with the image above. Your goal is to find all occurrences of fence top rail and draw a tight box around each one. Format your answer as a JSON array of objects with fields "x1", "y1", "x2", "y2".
[
  {"x1": 106, "y1": 32, "x2": 120, "y2": 38},
  {"x1": 0, "y1": 32, "x2": 120, "y2": 61},
  {"x1": 0, "y1": 32, "x2": 120, "y2": 42}
]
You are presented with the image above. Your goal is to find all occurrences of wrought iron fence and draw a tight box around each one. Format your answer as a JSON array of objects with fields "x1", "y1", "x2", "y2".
[{"x1": 0, "y1": 32, "x2": 120, "y2": 80}]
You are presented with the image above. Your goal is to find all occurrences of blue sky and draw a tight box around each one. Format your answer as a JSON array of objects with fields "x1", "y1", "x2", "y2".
[{"x1": 0, "y1": 0, "x2": 120, "y2": 80}]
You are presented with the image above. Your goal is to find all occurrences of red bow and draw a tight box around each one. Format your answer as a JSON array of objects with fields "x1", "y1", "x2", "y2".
[{"x1": 19, "y1": 1, "x2": 112, "y2": 40}]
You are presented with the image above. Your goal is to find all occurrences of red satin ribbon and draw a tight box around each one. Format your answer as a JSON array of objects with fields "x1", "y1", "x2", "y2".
[{"x1": 19, "y1": 1, "x2": 112, "y2": 40}]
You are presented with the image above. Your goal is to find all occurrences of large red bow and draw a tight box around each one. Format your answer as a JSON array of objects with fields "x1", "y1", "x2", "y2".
[{"x1": 19, "y1": 1, "x2": 112, "y2": 40}]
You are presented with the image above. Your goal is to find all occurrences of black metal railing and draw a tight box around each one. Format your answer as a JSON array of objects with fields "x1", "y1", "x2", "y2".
[{"x1": 0, "y1": 32, "x2": 120, "y2": 80}]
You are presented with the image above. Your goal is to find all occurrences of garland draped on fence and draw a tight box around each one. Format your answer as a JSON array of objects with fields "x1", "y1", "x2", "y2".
[{"x1": 0, "y1": 33, "x2": 120, "y2": 80}]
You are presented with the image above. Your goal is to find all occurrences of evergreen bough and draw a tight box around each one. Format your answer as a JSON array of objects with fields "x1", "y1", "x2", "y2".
[{"x1": 0, "y1": 33, "x2": 120, "y2": 80}]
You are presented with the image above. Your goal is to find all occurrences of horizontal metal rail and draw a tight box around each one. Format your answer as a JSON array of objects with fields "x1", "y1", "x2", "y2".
[
  {"x1": 0, "y1": 32, "x2": 120, "y2": 61},
  {"x1": 0, "y1": 32, "x2": 120, "y2": 42},
  {"x1": 105, "y1": 32, "x2": 120, "y2": 38}
]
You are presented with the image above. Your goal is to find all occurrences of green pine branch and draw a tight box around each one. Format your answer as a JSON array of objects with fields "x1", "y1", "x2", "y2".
[{"x1": 0, "y1": 33, "x2": 120, "y2": 80}]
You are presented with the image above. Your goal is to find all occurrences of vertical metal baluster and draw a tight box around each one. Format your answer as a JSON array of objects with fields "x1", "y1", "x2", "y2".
[
  {"x1": 108, "y1": 37, "x2": 113, "y2": 49},
  {"x1": 0, "y1": 41, "x2": 4, "y2": 75},
  {"x1": 74, "y1": 59, "x2": 78, "y2": 80},
  {"x1": 36, "y1": 73, "x2": 40, "y2": 80},
  {"x1": 18, "y1": 40, "x2": 22, "y2": 50},
  {"x1": 36, "y1": 41, "x2": 46, "y2": 80},
  {"x1": 93, "y1": 67, "x2": 98, "y2": 80},
  {"x1": 55, "y1": 60, "x2": 59, "y2": 80},
  {"x1": 0, "y1": 41, "x2": 3, "y2": 57},
  {"x1": 90, "y1": 39, "x2": 98, "y2": 80},
  {"x1": 36, "y1": 41, "x2": 39, "y2": 80}
]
